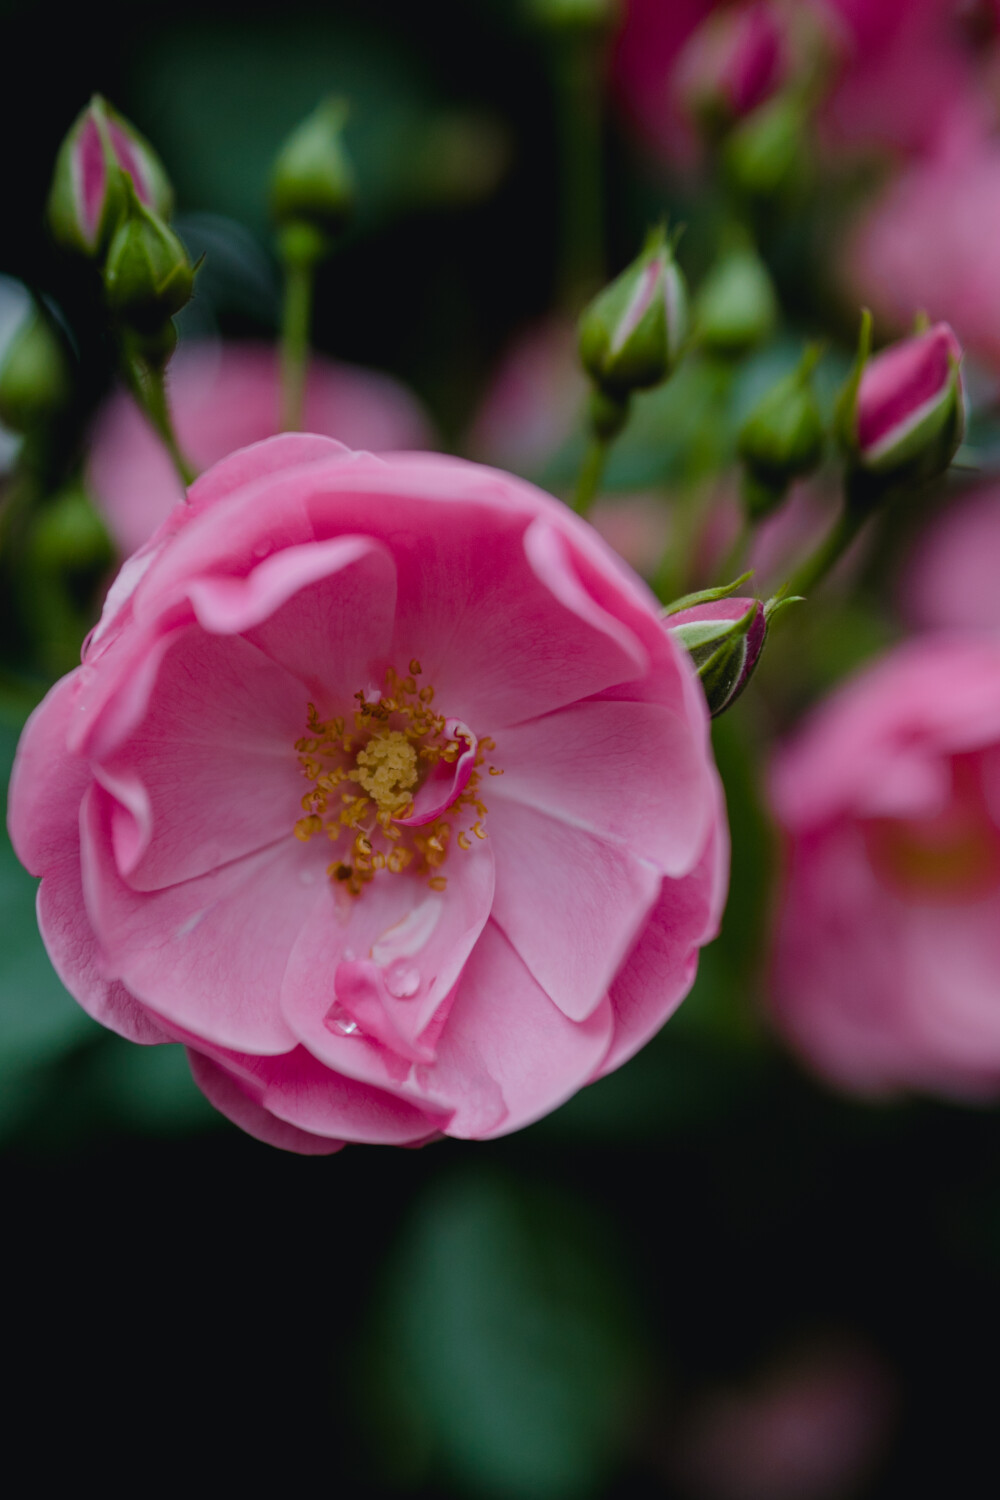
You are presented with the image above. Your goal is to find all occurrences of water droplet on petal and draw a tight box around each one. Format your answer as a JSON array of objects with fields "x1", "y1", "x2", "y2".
[
  {"x1": 324, "y1": 1001, "x2": 361, "y2": 1037},
  {"x1": 384, "y1": 962, "x2": 421, "y2": 999}
]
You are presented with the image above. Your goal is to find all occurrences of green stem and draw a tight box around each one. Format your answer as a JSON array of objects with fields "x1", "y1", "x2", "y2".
[
  {"x1": 573, "y1": 434, "x2": 608, "y2": 516},
  {"x1": 126, "y1": 353, "x2": 196, "y2": 489},
  {"x1": 551, "y1": 30, "x2": 605, "y2": 308},
  {"x1": 717, "y1": 517, "x2": 752, "y2": 586},
  {"x1": 781, "y1": 508, "x2": 865, "y2": 601},
  {"x1": 280, "y1": 258, "x2": 314, "y2": 432}
]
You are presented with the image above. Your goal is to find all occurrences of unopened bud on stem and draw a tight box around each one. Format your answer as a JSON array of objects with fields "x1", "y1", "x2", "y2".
[
  {"x1": 0, "y1": 305, "x2": 71, "y2": 432},
  {"x1": 103, "y1": 179, "x2": 195, "y2": 337},
  {"x1": 837, "y1": 312, "x2": 964, "y2": 510},
  {"x1": 270, "y1": 99, "x2": 355, "y2": 262},
  {"x1": 737, "y1": 344, "x2": 825, "y2": 519},
  {"x1": 579, "y1": 226, "x2": 689, "y2": 397},
  {"x1": 48, "y1": 95, "x2": 173, "y2": 259}
]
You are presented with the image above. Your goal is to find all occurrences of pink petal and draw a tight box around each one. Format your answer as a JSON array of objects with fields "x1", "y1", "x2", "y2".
[
  {"x1": 487, "y1": 798, "x2": 662, "y2": 1021},
  {"x1": 189, "y1": 534, "x2": 397, "y2": 701},
  {"x1": 294, "y1": 459, "x2": 649, "y2": 727},
  {"x1": 490, "y1": 697, "x2": 714, "y2": 877},
  {"x1": 194, "y1": 1044, "x2": 444, "y2": 1145},
  {"x1": 80, "y1": 785, "x2": 321, "y2": 1055},
  {"x1": 186, "y1": 1050, "x2": 345, "y2": 1155},
  {"x1": 396, "y1": 720, "x2": 476, "y2": 827},
  {"x1": 37, "y1": 854, "x2": 171, "y2": 1045},
  {"x1": 93, "y1": 627, "x2": 308, "y2": 891},
  {"x1": 425, "y1": 921, "x2": 615, "y2": 1138},
  {"x1": 8, "y1": 672, "x2": 87, "y2": 877},
  {"x1": 280, "y1": 840, "x2": 494, "y2": 1074},
  {"x1": 601, "y1": 808, "x2": 728, "y2": 1074}
]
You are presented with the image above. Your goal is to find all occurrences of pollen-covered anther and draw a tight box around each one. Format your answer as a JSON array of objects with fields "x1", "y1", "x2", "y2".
[{"x1": 293, "y1": 667, "x2": 499, "y2": 894}]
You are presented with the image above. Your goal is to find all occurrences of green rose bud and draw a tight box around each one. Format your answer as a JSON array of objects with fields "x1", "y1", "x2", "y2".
[
  {"x1": 578, "y1": 226, "x2": 689, "y2": 397},
  {"x1": 737, "y1": 344, "x2": 825, "y2": 518},
  {"x1": 0, "y1": 305, "x2": 71, "y2": 433},
  {"x1": 695, "y1": 236, "x2": 778, "y2": 359},
  {"x1": 270, "y1": 99, "x2": 355, "y2": 258},
  {"x1": 103, "y1": 179, "x2": 195, "y2": 335}
]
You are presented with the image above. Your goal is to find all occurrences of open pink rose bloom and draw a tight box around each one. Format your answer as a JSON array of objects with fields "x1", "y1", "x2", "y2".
[
  {"x1": 9, "y1": 436, "x2": 727, "y2": 1152},
  {"x1": 769, "y1": 638, "x2": 1000, "y2": 1100}
]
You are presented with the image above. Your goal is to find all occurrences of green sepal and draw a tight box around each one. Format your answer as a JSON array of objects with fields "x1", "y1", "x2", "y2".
[{"x1": 662, "y1": 571, "x2": 754, "y2": 617}]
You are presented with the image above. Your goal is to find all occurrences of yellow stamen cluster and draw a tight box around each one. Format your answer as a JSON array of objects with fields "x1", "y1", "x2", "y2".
[{"x1": 292, "y1": 661, "x2": 501, "y2": 895}]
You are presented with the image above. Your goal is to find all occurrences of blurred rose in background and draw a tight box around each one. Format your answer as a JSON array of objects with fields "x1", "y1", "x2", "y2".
[{"x1": 88, "y1": 341, "x2": 433, "y2": 555}]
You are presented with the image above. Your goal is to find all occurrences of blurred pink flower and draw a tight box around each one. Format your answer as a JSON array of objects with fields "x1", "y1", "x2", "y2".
[
  {"x1": 10, "y1": 437, "x2": 727, "y2": 1153},
  {"x1": 845, "y1": 124, "x2": 1000, "y2": 369},
  {"x1": 88, "y1": 341, "x2": 433, "y2": 556},
  {"x1": 613, "y1": 0, "x2": 985, "y2": 168},
  {"x1": 589, "y1": 493, "x2": 670, "y2": 579},
  {"x1": 467, "y1": 318, "x2": 585, "y2": 476},
  {"x1": 671, "y1": 1339, "x2": 894, "y2": 1500},
  {"x1": 769, "y1": 636, "x2": 1000, "y2": 1099},
  {"x1": 901, "y1": 484, "x2": 1000, "y2": 632}
]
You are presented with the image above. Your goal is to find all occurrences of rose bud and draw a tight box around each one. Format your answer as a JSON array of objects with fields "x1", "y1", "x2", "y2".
[
  {"x1": 722, "y1": 91, "x2": 810, "y2": 203},
  {"x1": 737, "y1": 345, "x2": 825, "y2": 519},
  {"x1": 694, "y1": 235, "x2": 778, "y2": 359},
  {"x1": 0, "y1": 302, "x2": 71, "y2": 434},
  {"x1": 838, "y1": 314, "x2": 964, "y2": 507},
  {"x1": 667, "y1": 594, "x2": 767, "y2": 718},
  {"x1": 103, "y1": 178, "x2": 195, "y2": 336},
  {"x1": 47, "y1": 95, "x2": 173, "y2": 260},
  {"x1": 578, "y1": 225, "x2": 689, "y2": 397},
  {"x1": 673, "y1": 0, "x2": 786, "y2": 138},
  {"x1": 270, "y1": 98, "x2": 355, "y2": 264}
]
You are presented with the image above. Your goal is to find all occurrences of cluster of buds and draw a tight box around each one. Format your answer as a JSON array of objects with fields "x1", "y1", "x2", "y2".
[
  {"x1": 673, "y1": 0, "x2": 839, "y2": 204},
  {"x1": 48, "y1": 96, "x2": 195, "y2": 360},
  {"x1": 837, "y1": 314, "x2": 964, "y2": 511},
  {"x1": 578, "y1": 225, "x2": 689, "y2": 438}
]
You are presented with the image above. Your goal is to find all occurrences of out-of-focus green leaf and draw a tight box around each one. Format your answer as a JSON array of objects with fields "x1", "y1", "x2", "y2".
[
  {"x1": 365, "y1": 1168, "x2": 643, "y2": 1499},
  {"x1": 0, "y1": 715, "x2": 96, "y2": 1101},
  {"x1": 80, "y1": 1037, "x2": 221, "y2": 1135},
  {"x1": 132, "y1": 21, "x2": 451, "y2": 239}
]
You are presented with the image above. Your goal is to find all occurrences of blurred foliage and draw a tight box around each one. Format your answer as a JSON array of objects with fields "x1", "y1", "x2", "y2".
[{"x1": 365, "y1": 1169, "x2": 643, "y2": 1498}]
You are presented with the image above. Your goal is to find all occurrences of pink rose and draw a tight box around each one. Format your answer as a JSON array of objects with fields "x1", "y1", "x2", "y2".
[
  {"x1": 10, "y1": 436, "x2": 727, "y2": 1153},
  {"x1": 769, "y1": 636, "x2": 1000, "y2": 1099},
  {"x1": 88, "y1": 341, "x2": 433, "y2": 555}
]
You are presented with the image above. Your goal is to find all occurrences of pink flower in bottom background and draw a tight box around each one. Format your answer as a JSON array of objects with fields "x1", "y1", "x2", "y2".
[
  {"x1": 9, "y1": 437, "x2": 727, "y2": 1153},
  {"x1": 668, "y1": 1337, "x2": 895, "y2": 1500},
  {"x1": 87, "y1": 341, "x2": 433, "y2": 555},
  {"x1": 769, "y1": 636, "x2": 1000, "y2": 1099}
]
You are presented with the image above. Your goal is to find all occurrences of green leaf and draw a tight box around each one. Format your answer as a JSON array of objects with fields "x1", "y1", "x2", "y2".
[{"x1": 365, "y1": 1169, "x2": 643, "y2": 1498}]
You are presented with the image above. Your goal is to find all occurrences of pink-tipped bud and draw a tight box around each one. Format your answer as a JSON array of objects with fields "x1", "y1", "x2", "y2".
[
  {"x1": 837, "y1": 314, "x2": 964, "y2": 506},
  {"x1": 48, "y1": 96, "x2": 173, "y2": 259},
  {"x1": 667, "y1": 590, "x2": 769, "y2": 717},
  {"x1": 674, "y1": 1, "x2": 786, "y2": 134},
  {"x1": 578, "y1": 225, "x2": 688, "y2": 397}
]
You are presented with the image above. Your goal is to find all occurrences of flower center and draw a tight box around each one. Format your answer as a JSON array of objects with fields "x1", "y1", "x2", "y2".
[{"x1": 292, "y1": 661, "x2": 501, "y2": 895}]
